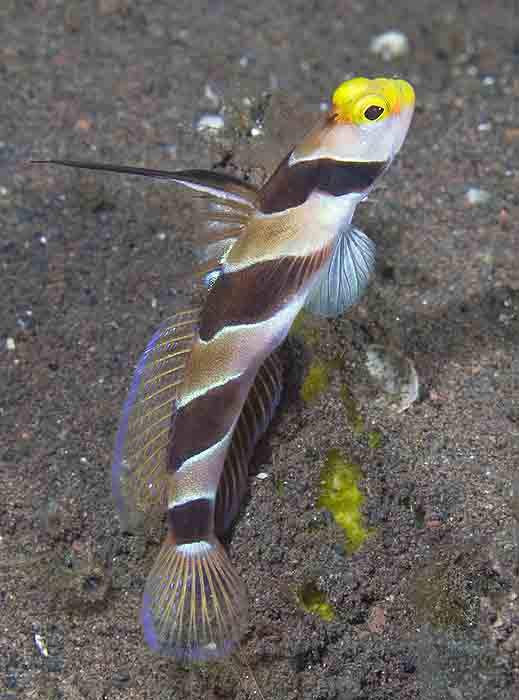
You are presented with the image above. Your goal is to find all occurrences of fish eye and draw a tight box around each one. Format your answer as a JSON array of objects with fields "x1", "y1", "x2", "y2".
[{"x1": 364, "y1": 105, "x2": 385, "y2": 121}]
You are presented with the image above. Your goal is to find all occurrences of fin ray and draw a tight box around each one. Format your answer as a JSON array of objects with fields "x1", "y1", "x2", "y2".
[
  {"x1": 215, "y1": 351, "x2": 283, "y2": 534},
  {"x1": 142, "y1": 537, "x2": 247, "y2": 661},
  {"x1": 112, "y1": 309, "x2": 199, "y2": 526},
  {"x1": 33, "y1": 158, "x2": 260, "y2": 293}
]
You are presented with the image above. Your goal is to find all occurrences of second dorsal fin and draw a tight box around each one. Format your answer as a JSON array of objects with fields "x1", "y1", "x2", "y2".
[{"x1": 112, "y1": 308, "x2": 200, "y2": 528}]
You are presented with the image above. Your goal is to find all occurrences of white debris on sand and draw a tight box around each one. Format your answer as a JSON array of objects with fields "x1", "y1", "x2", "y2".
[
  {"x1": 365, "y1": 344, "x2": 419, "y2": 414},
  {"x1": 203, "y1": 84, "x2": 220, "y2": 108},
  {"x1": 196, "y1": 113, "x2": 225, "y2": 131},
  {"x1": 34, "y1": 632, "x2": 49, "y2": 657},
  {"x1": 465, "y1": 187, "x2": 491, "y2": 205},
  {"x1": 370, "y1": 30, "x2": 410, "y2": 60}
]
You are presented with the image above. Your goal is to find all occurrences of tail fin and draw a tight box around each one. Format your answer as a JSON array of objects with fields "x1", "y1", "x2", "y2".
[{"x1": 142, "y1": 536, "x2": 247, "y2": 661}]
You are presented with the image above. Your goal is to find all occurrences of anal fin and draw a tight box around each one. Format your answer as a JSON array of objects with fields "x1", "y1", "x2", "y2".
[{"x1": 215, "y1": 351, "x2": 284, "y2": 535}]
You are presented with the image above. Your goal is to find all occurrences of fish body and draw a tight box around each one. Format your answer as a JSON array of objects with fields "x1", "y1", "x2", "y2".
[{"x1": 34, "y1": 76, "x2": 415, "y2": 660}]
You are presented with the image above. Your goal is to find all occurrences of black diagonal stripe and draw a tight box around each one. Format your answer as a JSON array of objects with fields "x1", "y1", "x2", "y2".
[
  {"x1": 167, "y1": 375, "x2": 246, "y2": 472},
  {"x1": 199, "y1": 246, "x2": 331, "y2": 342},
  {"x1": 258, "y1": 155, "x2": 386, "y2": 214},
  {"x1": 168, "y1": 498, "x2": 213, "y2": 544}
]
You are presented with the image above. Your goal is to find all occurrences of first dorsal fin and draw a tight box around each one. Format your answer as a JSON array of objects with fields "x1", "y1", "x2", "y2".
[
  {"x1": 33, "y1": 158, "x2": 259, "y2": 291},
  {"x1": 31, "y1": 158, "x2": 258, "y2": 206}
]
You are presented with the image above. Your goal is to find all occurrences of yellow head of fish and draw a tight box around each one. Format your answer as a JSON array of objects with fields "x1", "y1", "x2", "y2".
[{"x1": 293, "y1": 76, "x2": 415, "y2": 165}]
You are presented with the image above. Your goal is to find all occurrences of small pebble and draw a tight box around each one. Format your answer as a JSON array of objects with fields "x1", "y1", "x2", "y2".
[
  {"x1": 498, "y1": 207, "x2": 510, "y2": 229},
  {"x1": 64, "y1": 1, "x2": 82, "y2": 32},
  {"x1": 365, "y1": 344, "x2": 419, "y2": 414},
  {"x1": 482, "y1": 76, "x2": 495, "y2": 86},
  {"x1": 17, "y1": 309, "x2": 34, "y2": 331},
  {"x1": 368, "y1": 606, "x2": 386, "y2": 634},
  {"x1": 113, "y1": 670, "x2": 131, "y2": 688},
  {"x1": 6, "y1": 337, "x2": 16, "y2": 351},
  {"x1": 196, "y1": 114, "x2": 225, "y2": 131},
  {"x1": 98, "y1": 0, "x2": 122, "y2": 15},
  {"x1": 478, "y1": 122, "x2": 492, "y2": 132},
  {"x1": 75, "y1": 118, "x2": 92, "y2": 131},
  {"x1": 204, "y1": 84, "x2": 219, "y2": 107},
  {"x1": 0, "y1": 186, "x2": 8, "y2": 196},
  {"x1": 370, "y1": 31, "x2": 410, "y2": 60},
  {"x1": 465, "y1": 187, "x2": 491, "y2": 206},
  {"x1": 505, "y1": 128, "x2": 519, "y2": 143},
  {"x1": 256, "y1": 472, "x2": 269, "y2": 480}
]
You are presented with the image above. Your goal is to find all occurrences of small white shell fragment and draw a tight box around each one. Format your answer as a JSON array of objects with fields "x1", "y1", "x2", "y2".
[
  {"x1": 196, "y1": 113, "x2": 225, "y2": 131},
  {"x1": 465, "y1": 187, "x2": 491, "y2": 205},
  {"x1": 370, "y1": 31, "x2": 410, "y2": 60},
  {"x1": 365, "y1": 344, "x2": 419, "y2": 413},
  {"x1": 6, "y1": 337, "x2": 15, "y2": 351},
  {"x1": 204, "y1": 84, "x2": 220, "y2": 107},
  {"x1": 256, "y1": 472, "x2": 269, "y2": 480},
  {"x1": 34, "y1": 632, "x2": 49, "y2": 657}
]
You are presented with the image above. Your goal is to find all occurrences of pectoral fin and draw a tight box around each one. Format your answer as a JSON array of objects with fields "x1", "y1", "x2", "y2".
[{"x1": 304, "y1": 226, "x2": 376, "y2": 317}]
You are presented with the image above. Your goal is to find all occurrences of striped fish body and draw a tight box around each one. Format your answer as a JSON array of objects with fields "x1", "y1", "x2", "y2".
[
  {"x1": 34, "y1": 76, "x2": 415, "y2": 662},
  {"x1": 166, "y1": 189, "x2": 362, "y2": 523}
]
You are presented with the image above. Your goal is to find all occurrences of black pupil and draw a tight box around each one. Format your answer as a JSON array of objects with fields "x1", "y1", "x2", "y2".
[{"x1": 364, "y1": 105, "x2": 384, "y2": 121}]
